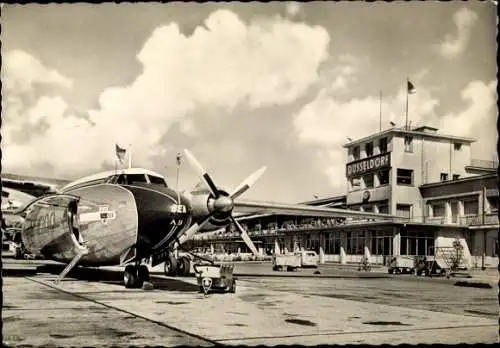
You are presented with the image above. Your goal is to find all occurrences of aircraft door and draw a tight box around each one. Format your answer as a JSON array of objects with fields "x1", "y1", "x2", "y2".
[{"x1": 68, "y1": 200, "x2": 83, "y2": 245}]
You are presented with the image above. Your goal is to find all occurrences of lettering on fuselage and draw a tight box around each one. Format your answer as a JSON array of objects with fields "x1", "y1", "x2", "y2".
[{"x1": 26, "y1": 211, "x2": 57, "y2": 230}]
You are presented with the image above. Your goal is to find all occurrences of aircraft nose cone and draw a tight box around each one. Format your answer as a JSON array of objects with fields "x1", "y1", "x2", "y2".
[{"x1": 214, "y1": 195, "x2": 233, "y2": 213}]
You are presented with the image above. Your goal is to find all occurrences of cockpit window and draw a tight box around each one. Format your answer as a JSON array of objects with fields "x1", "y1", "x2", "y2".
[
  {"x1": 148, "y1": 175, "x2": 167, "y2": 187},
  {"x1": 115, "y1": 174, "x2": 148, "y2": 185},
  {"x1": 116, "y1": 174, "x2": 127, "y2": 185},
  {"x1": 126, "y1": 174, "x2": 148, "y2": 184}
]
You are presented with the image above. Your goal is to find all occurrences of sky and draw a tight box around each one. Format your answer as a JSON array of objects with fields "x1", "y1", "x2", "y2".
[{"x1": 1, "y1": 2, "x2": 497, "y2": 203}]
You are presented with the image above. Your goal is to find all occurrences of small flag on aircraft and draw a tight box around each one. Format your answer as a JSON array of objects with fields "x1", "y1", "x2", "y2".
[
  {"x1": 176, "y1": 152, "x2": 182, "y2": 166},
  {"x1": 407, "y1": 80, "x2": 416, "y2": 95},
  {"x1": 115, "y1": 144, "x2": 126, "y2": 164}
]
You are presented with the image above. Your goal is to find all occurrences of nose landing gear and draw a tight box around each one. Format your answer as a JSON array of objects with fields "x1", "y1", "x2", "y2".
[{"x1": 123, "y1": 264, "x2": 151, "y2": 288}]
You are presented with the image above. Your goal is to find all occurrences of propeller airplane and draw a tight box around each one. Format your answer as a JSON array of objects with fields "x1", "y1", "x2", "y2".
[{"x1": 2, "y1": 149, "x2": 395, "y2": 289}]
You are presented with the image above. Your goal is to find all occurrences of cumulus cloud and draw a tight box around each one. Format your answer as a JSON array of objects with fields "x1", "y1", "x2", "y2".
[
  {"x1": 439, "y1": 80, "x2": 497, "y2": 158},
  {"x1": 293, "y1": 79, "x2": 496, "y2": 192},
  {"x1": 2, "y1": 9, "x2": 330, "y2": 178},
  {"x1": 438, "y1": 7, "x2": 478, "y2": 59}
]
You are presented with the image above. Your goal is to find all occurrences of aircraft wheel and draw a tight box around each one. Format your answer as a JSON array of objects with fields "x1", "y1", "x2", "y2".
[
  {"x1": 124, "y1": 265, "x2": 138, "y2": 288},
  {"x1": 178, "y1": 256, "x2": 190, "y2": 276},
  {"x1": 164, "y1": 256, "x2": 177, "y2": 276},
  {"x1": 138, "y1": 265, "x2": 150, "y2": 282}
]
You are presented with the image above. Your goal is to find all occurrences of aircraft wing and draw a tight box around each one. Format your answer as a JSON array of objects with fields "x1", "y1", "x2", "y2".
[
  {"x1": 1, "y1": 176, "x2": 61, "y2": 197},
  {"x1": 233, "y1": 199, "x2": 395, "y2": 220}
]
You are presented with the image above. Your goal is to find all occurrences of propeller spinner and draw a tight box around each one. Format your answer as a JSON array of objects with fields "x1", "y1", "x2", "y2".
[{"x1": 178, "y1": 149, "x2": 266, "y2": 256}]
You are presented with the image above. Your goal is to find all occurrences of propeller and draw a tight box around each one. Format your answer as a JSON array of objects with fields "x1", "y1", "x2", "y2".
[{"x1": 178, "y1": 149, "x2": 266, "y2": 256}]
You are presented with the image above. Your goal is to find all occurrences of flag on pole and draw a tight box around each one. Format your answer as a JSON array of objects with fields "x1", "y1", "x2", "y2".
[
  {"x1": 407, "y1": 80, "x2": 416, "y2": 94},
  {"x1": 115, "y1": 144, "x2": 126, "y2": 164}
]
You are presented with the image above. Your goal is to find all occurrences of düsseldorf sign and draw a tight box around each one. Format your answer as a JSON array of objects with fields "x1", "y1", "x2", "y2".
[{"x1": 346, "y1": 153, "x2": 391, "y2": 177}]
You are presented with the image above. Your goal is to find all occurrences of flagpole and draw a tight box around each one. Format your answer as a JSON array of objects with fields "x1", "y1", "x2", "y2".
[
  {"x1": 176, "y1": 153, "x2": 181, "y2": 205},
  {"x1": 379, "y1": 90, "x2": 383, "y2": 133},
  {"x1": 405, "y1": 78, "x2": 409, "y2": 130}
]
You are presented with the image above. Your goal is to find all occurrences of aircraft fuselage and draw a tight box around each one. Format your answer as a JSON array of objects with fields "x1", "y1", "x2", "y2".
[{"x1": 22, "y1": 183, "x2": 192, "y2": 266}]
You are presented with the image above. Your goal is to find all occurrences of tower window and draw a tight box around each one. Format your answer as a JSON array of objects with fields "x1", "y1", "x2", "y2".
[
  {"x1": 353, "y1": 146, "x2": 360, "y2": 160},
  {"x1": 365, "y1": 142, "x2": 373, "y2": 157},
  {"x1": 404, "y1": 136, "x2": 413, "y2": 153},
  {"x1": 379, "y1": 137, "x2": 388, "y2": 153},
  {"x1": 397, "y1": 169, "x2": 413, "y2": 185}
]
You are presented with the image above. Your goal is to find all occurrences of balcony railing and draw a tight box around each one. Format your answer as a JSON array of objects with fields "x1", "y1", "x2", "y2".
[
  {"x1": 424, "y1": 216, "x2": 446, "y2": 224},
  {"x1": 459, "y1": 213, "x2": 499, "y2": 226},
  {"x1": 469, "y1": 159, "x2": 499, "y2": 169}
]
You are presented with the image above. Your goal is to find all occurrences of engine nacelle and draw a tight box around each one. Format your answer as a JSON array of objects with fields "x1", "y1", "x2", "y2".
[
  {"x1": 189, "y1": 193, "x2": 211, "y2": 219},
  {"x1": 187, "y1": 191, "x2": 232, "y2": 228}
]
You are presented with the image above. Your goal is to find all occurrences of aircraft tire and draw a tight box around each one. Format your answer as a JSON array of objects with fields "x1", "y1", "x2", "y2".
[
  {"x1": 124, "y1": 265, "x2": 139, "y2": 288},
  {"x1": 164, "y1": 255, "x2": 178, "y2": 277},
  {"x1": 178, "y1": 256, "x2": 190, "y2": 277}
]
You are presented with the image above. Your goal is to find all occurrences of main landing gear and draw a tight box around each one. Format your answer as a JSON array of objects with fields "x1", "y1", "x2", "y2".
[
  {"x1": 123, "y1": 264, "x2": 151, "y2": 288},
  {"x1": 164, "y1": 254, "x2": 191, "y2": 277}
]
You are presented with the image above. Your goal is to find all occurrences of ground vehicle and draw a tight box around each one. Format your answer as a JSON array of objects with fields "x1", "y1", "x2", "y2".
[
  {"x1": 300, "y1": 250, "x2": 319, "y2": 268},
  {"x1": 193, "y1": 263, "x2": 236, "y2": 294},
  {"x1": 272, "y1": 253, "x2": 301, "y2": 271},
  {"x1": 388, "y1": 255, "x2": 415, "y2": 274},
  {"x1": 272, "y1": 250, "x2": 319, "y2": 271}
]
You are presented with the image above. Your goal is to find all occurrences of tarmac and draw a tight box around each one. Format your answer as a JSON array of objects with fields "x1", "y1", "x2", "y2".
[{"x1": 2, "y1": 259, "x2": 499, "y2": 346}]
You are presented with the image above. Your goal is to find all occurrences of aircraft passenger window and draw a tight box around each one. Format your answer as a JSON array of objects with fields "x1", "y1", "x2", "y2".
[{"x1": 148, "y1": 175, "x2": 167, "y2": 187}]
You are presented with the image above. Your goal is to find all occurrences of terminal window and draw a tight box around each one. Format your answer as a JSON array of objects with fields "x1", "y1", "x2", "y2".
[
  {"x1": 350, "y1": 178, "x2": 361, "y2": 191},
  {"x1": 378, "y1": 169, "x2": 390, "y2": 185},
  {"x1": 463, "y1": 198, "x2": 479, "y2": 215},
  {"x1": 452, "y1": 174, "x2": 460, "y2": 180},
  {"x1": 378, "y1": 204, "x2": 389, "y2": 214},
  {"x1": 454, "y1": 142, "x2": 462, "y2": 151},
  {"x1": 370, "y1": 230, "x2": 392, "y2": 256},
  {"x1": 396, "y1": 168, "x2": 413, "y2": 185},
  {"x1": 325, "y1": 233, "x2": 341, "y2": 254},
  {"x1": 352, "y1": 146, "x2": 360, "y2": 160},
  {"x1": 379, "y1": 137, "x2": 388, "y2": 153},
  {"x1": 347, "y1": 231, "x2": 364, "y2": 255},
  {"x1": 396, "y1": 204, "x2": 412, "y2": 219},
  {"x1": 431, "y1": 202, "x2": 446, "y2": 217},
  {"x1": 440, "y1": 173, "x2": 448, "y2": 181},
  {"x1": 400, "y1": 230, "x2": 435, "y2": 256},
  {"x1": 363, "y1": 174, "x2": 374, "y2": 188},
  {"x1": 365, "y1": 142, "x2": 373, "y2": 157},
  {"x1": 404, "y1": 136, "x2": 413, "y2": 153}
]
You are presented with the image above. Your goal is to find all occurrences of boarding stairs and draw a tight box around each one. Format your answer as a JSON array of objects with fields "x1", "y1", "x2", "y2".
[
  {"x1": 431, "y1": 244, "x2": 470, "y2": 277},
  {"x1": 55, "y1": 245, "x2": 89, "y2": 284}
]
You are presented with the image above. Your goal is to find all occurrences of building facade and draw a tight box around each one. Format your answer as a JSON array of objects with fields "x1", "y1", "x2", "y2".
[{"x1": 193, "y1": 126, "x2": 498, "y2": 268}]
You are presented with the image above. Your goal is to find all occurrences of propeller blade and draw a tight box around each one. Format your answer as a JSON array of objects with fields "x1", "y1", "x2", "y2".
[
  {"x1": 230, "y1": 216, "x2": 259, "y2": 257},
  {"x1": 230, "y1": 166, "x2": 267, "y2": 200},
  {"x1": 177, "y1": 213, "x2": 214, "y2": 246},
  {"x1": 183, "y1": 149, "x2": 219, "y2": 198}
]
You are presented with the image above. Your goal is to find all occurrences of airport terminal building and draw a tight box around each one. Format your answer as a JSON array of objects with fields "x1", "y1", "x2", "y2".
[{"x1": 192, "y1": 125, "x2": 499, "y2": 268}]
